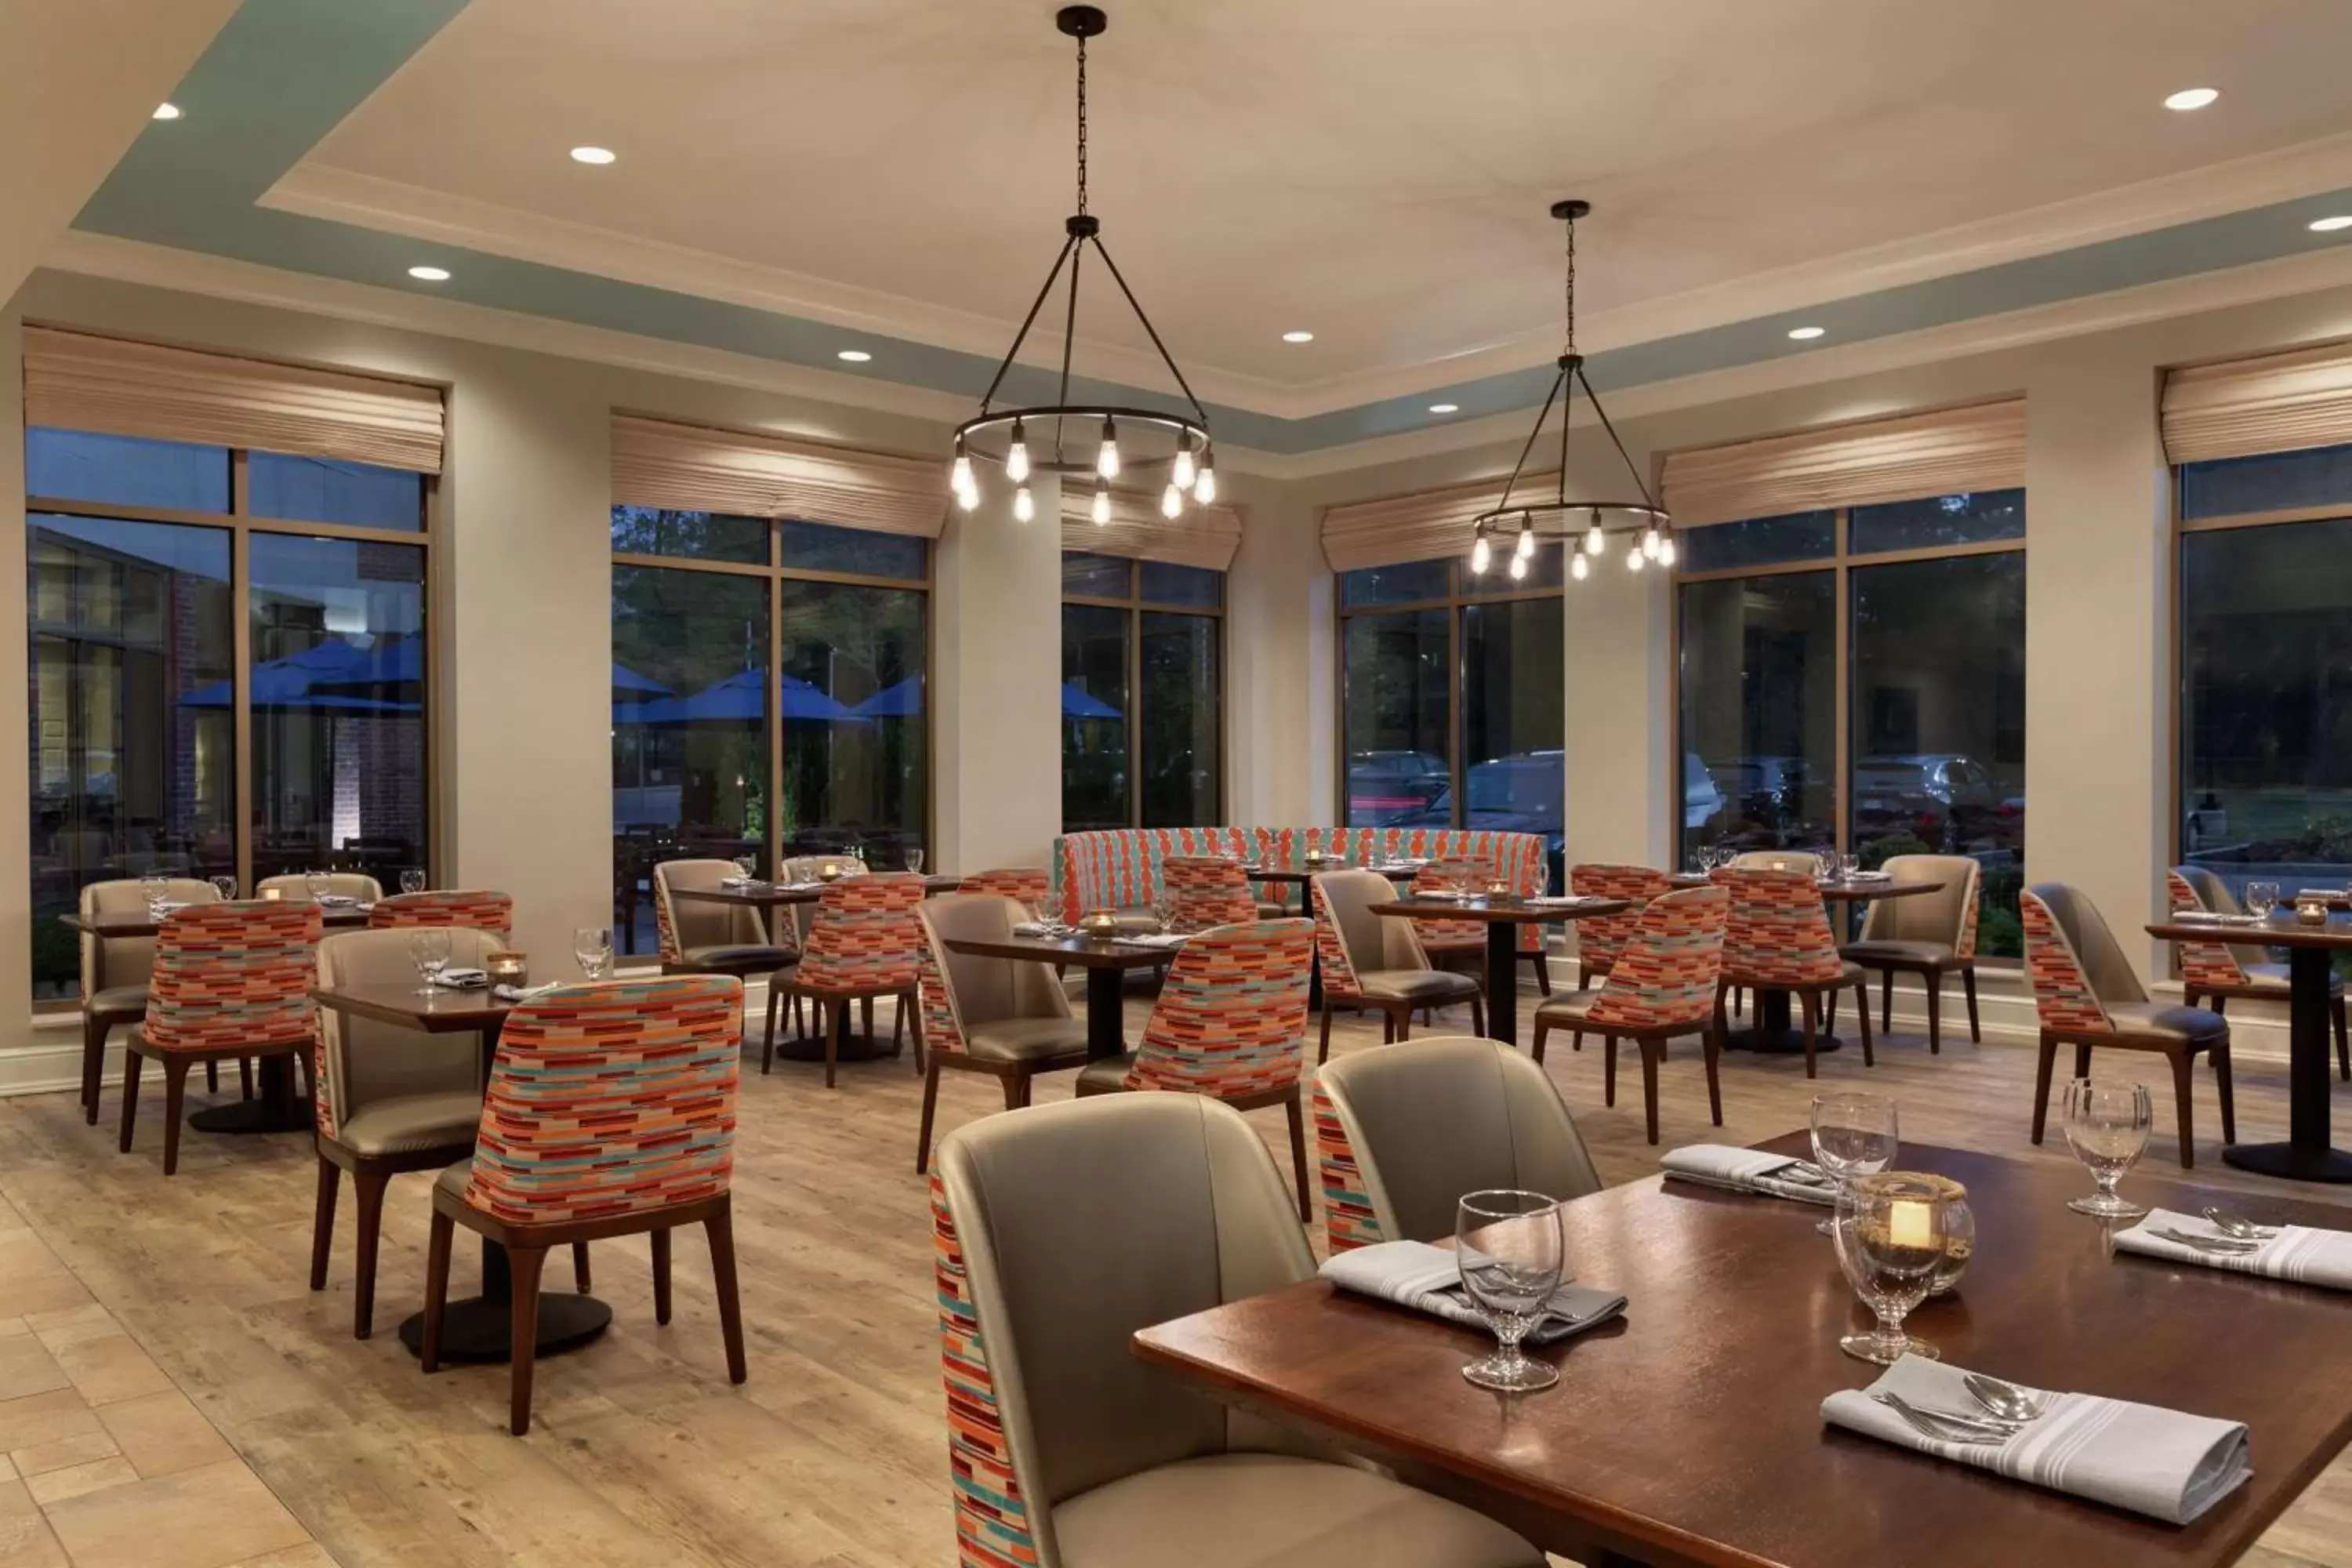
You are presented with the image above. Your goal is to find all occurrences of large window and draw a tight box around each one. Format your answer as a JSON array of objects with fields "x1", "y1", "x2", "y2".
[
  {"x1": 1677, "y1": 492, "x2": 2026, "y2": 955},
  {"x1": 1338, "y1": 553, "x2": 1564, "y2": 886},
  {"x1": 1060, "y1": 553, "x2": 1224, "y2": 831},
  {"x1": 27, "y1": 427, "x2": 434, "y2": 1000},
  {"x1": 2179, "y1": 447, "x2": 2352, "y2": 907},
  {"x1": 612, "y1": 510, "x2": 929, "y2": 955}
]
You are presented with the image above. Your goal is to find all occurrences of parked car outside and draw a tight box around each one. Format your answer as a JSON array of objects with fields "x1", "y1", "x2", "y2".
[{"x1": 1346, "y1": 750, "x2": 1448, "y2": 824}]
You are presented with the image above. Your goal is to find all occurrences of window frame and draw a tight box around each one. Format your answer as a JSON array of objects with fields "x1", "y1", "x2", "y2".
[
  {"x1": 1060, "y1": 553, "x2": 1227, "y2": 829},
  {"x1": 27, "y1": 444, "x2": 438, "y2": 1011}
]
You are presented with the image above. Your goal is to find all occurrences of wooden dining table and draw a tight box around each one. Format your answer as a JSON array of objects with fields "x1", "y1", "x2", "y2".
[
  {"x1": 1134, "y1": 1131, "x2": 2352, "y2": 1568},
  {"x1": 1725, "y1": 876, "x2": 1944, "y2": 1055},
  {"x1": 937, "y1": 930, "x2": 1176, "y2": 1062},
  {"x1": 1370, "y1": 895, "x2": 1629, "y2": 1047}
]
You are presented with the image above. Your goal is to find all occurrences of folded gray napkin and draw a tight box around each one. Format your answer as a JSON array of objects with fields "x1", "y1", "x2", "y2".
[
  {"x1": 493, "y1": 981, "x2": 564, "y2": 1003},
  {"x1": 1660, "y1": 1144, "x2": 1837, "y2": 1206},
  {"x1": 2114, "y1": 1209, "x2": 2352, "y2": 1290},
  {"x1": 1112, "y1": 931, "x2": 1188, "y2": 949},
  {"x1": 1822, "y1": 1354, "x2": 2249, "y2": 1525},
  {"x1": 2170, "y1": 909, "x2": 2263, "y2": 927},
  {"x1": 432, "y1": 968, "x2": 489, "y2": 989},
  {"x1": 1318, "y1": 1239, "x2": 1625, "y2": 1346},
  {"x1": 315, "y1": 893, "x2": 361, "y2": 907},
  {"x1": 1523, "y1": 894, "x2": 1605, "y2": 908}
]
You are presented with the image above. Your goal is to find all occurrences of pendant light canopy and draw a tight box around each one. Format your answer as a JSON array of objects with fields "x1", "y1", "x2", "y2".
[
  {"x1": 949, "y1": 6, "x2": 1214, "y2": 521},
  {"x1": 1465, "y1": 201, "x2": 1672, "y2": 579}
]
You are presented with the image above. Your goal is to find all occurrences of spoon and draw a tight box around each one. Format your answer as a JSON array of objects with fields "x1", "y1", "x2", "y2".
[
  {"x1": 1963, "y1": 1373, "x2": 2049, "y2": 1423},
  {"x1": 2201, "y1": 1207, "x2": 2279, "y2": 1241}
]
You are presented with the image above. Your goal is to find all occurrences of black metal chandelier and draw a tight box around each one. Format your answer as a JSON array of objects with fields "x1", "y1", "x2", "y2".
[
  {"x1": 1467, "y1": 200, "x2": 1673, "y2": 583},
  {"x1": 951, "y1": 5, "x2": 1214, "y2": 526}
]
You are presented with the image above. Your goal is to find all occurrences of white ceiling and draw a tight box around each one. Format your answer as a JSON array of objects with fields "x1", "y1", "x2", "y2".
[{"x1": 290, "y1": 0, "x2": 2352, "y2": 408}]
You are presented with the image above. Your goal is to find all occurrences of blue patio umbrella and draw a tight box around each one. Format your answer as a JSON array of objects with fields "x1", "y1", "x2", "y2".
[
  {"x1": 612, "y1": 662, "x2": 671, "y2": 699},
  {"x1": 1062, "y1": 680, "x2": 1122, "y2": 720},
  {"x1": 626, "y1": 670, "x2": 859, "y2": 724},
  {"x1": 180, "y1": 639, "x2": 420, "y2": 711},
  {"x1": 849, "y1": 675, "x2": 924, "y2": 719}
]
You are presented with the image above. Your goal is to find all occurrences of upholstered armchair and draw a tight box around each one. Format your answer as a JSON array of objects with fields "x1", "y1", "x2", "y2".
[
  {"x1": 783, "y1": 872, "x2": 926, "y2": 1086},
  {"x1": 1313, "y1": 1036, "x2": 1602, "y2": 1254},
  {"x1": 2022, "y1": 884, "x2": 2234, "y2": 1168},
  {"x1": 931, "y1": 1095, "x2": 1542, "y2": 1567},
  {"x1": 77, "y1": 877, "x2": 220, "y2": 1125},
  {"x1": 1160, "y1": 856, "x2": 1257, "y2": 931},
  {"x1": 912, "y1": 894, "x2": 1091, "y2": 1172},
  {"x1": 1565, "y1": 862, "x2": 1675, "y2": 988},
  {"x1": 652, "y1": 858, "x2": 797, "y2": 1057},
  {"x1": 1838, "y1": 853, "x2": 1983, "y2": 1054},
  {"x1": 2169, "y1": 866, "x2": 2348, "y2": 1080},
  {"x1": 1711, "y1": 866, "x2": 1871, "y2": 1079},
  {"x1": 957, "y1": 866, "x2": 1051, "y2": 916},
  {"x1": 1309, "y1": 869, "x2": 1482, "y2": 1061},
  {"x1": 257, "y1": 872, "x2": 384, "y2": 905},
  {"x1": 369, "y1": 888, "x2": 516, "y2": 938}
]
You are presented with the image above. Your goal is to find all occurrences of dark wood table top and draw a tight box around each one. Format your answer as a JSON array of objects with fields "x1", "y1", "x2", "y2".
[
  {"x1": 1818, "y1": 876, "x2": 1943, "y2": 903},
  {"x1": 311, "y1": 980, "x2": 513, "y2": 1033},
  {"x1": 1242, "y1": 858, "x2": 1425, "y2": 883},
  {"x1": 1371, "y1": 896, "x2": 1630, "y2": 925},
  {"x1": 2149, "y1": 912, "x2": 2352, "y2": 950},
  {"x1": 941, "y1": 931, "x2": 1181, "y2": 970},
  {"x1": 61, "y1": 904, "x2": 373, "y2": 938},
  {"x1": 1134, "y1": 1132, "x2": 2352, "y2": 1568},
  {"x1": 671, "y1": 874, "x2": 964, "y2": 907}
]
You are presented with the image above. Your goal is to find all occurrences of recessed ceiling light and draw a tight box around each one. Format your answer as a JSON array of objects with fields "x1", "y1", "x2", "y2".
[
  {"x1": 1428, "y1": 403, "x2": 1460, "y2": 415},
  {"x1": 1788, "y1": 325, "x2": 1826, "y2": 340},
  {"x1": 1281, "y1": 329, "x2": 1316, "y2": 343},
  {"x1": 836, "y1": 349, "x2": 873, "y2": 362},
  {"x1": 2310, "y1": 216, "x2": 2352, "y2": 233},
  {"x1": 152, "y1": 102, "x2": 183, "y2": 121},
  {"x1": 407, "y1": 265, "x2": 451, "y2": 282},
  {"x1": 2164, "y1": 87, "x2": 2220, "y2": 111},
  {"x1": 570, "y1": 146, "x2": 616, "y2": 165}
]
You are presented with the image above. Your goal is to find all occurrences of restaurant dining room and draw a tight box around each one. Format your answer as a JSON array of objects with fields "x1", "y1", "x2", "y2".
[{"x1": 9, "y1": 2, "x2": 2352, "y2": 1565}]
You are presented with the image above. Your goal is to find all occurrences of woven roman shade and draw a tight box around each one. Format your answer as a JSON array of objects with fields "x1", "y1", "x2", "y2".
[
  {"x1": 24, "y1": 326, "x2": 445, "y2": 474},
  {"x1": 1062, "y1": 487, "x2": 1241, "y2": 571},
  {"x1": 1661, "y1": 399, "x2": 2025, "y2": 528},
  {"x1": 611, "y1": 414, "x2": 949, "y2": 538},
  {"x1": 2161, "y1": 341, "x2": 2352, "y2": 466},
  {"x1": 1318, "y1": 474, "x2": 1544, "y2": 572}
]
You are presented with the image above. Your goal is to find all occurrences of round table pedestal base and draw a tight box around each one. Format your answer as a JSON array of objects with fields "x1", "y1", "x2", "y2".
[
  {"x1": 1722, "y1": 1028, "x2": 1844, "y2": 1056},
  {"x1": 188, "y1": 1098, "x2": 314, "y2": 1134},
  {"x1": 770, "y1": 1032, "x2": 896, "y2": 1065},
  {"x1": 2223, "y1": 1142, "x2": 2352, "y2": 1184},
  {"x1": 397, "y1": 1292, "x2": 612, "y2": 1363}
]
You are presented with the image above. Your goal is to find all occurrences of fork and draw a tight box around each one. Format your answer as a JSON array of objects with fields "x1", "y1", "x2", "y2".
[
  {"x1": 2151, "y1": 1226, "x2": 2262, "y2": 1254},
  {"x1": 1875, "y1": 1392, "x2": 2012, "y2": 1446}
]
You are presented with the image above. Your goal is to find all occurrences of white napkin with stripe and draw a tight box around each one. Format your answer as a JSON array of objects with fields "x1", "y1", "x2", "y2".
[
  {"x1": 1661, "y1": 1144, "x2": 1838, "y2": 1206},
  {"x1": 2114, "y1": 1209, "x2": 2352, "y2": 1290},
  {"x1": 1823, "y1": 1355, "x2": 2249, "y2": 1525},
  {"x1": 1319, "y1": 1240, "x2": 1625, "y2": 1346}
]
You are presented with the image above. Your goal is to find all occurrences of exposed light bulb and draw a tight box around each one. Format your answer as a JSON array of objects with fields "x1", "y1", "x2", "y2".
[
  {"x1": 1005, "y1": 420, "x2": 1030, "y2": 483},
  {"x1": 1096, "y1": 419, "x2": 1121, "y2": 479},
  {"x1": 955, "y1": 480, "x2": 979, "y2": 514},
  {"x1": 1160, "y1": 482, "x2": 1184, "y2": 519},
  {"x1": 1626, "y1": 545, "x2": 1646, "y2": 572},
  {"x1": 1172, "y1": 443, "x2": 1197, "y2": 489},
  {"x1": 1012, "y1": 485, "x2": 1035, "y2": 523},
  {"x1": 1515, "y1": 525, "x2": 1537, "y2": 561},
  {"x1": 1658, "y1": 534, "x2": 1678, "y2": 568},
  {"x1": 1194, "y1": 454, "x2": 1217, "y2": 505},
  {"x1": 1470, "y1": 536, "x2": 1492, "y2": 575},
  {"x1": 1570, "y1": 550, "x2": 1589, "y2": 581},
  {"x1": 1091, "y1": 483, "x2": 1112, "y2": 525},
  {"x1": 1642, "y1": 526, "x2": 1661, "y2": 561},
  {"x1": 1584, "y1": 520, "x2": 1606, "y2": 556},
  {"x1": 1508, "y1": 551, "x2": 1529, "y2": 582},
  {"x1": 951, "y1": 448, "x2": 974, "y2": 495}
]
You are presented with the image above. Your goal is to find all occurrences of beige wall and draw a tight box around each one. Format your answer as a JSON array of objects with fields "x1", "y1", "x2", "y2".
[{"x1": 1, "y1": 304, "x2": 30, "y2": 1027}]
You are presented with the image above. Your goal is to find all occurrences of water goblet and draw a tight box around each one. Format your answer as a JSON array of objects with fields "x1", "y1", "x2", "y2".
[
  {"x1": 2242, "y1": 880, "x2": 2281, "y2": 920},
  {"x1": 1454, "y1": 1189, "x2": 1565, "y2": 1393},
  {"x1": 905, "y1": 848, "x2": 925, "y2": 875},
  {"x1": 209, "y1": 874, "x2": 238, "y2": 902},
  {"x1": 1832, "y1": 1172, "x2": 1950, "y2": 1364},
  {"x1": 572, "y1": 925, "x2": 614, "y2": 982},
  {"x1": 400, "y1": 868, "x2": 427, "y2": 895},
  {"x1": 1153, "y1": 892, "x2": 1179, "y2": 932},
  {"x1": 303, "y1": 868, "x2": 331, "y2": 902},
  {"x1": 733, "y1": 854, "x2": 758, "y2": 880},
  {"x1": 1811, "y1": 1090, "x2": 1899, "y2": 1236},
  {"x1": 140, "y1": 873, "x2": 170, "y2": 918},
  {"x1": 2062, "y1": 1079, "x2": 2153, "y2": 1218},
  {"x1": 408, "y1": 927, "x2": 453, "y2": 999}
]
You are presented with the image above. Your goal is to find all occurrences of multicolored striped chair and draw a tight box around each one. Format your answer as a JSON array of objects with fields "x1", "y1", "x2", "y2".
[
  {"x1": 781, "y1": 872, "x2": 926, "y2": 1086},
  {"x1": 119, "y1": 902, "x2": 321, "y2": 1175},
  {"x1": 2169, "y1": 866, "x2": 2348, "y2": 1080},
  {"x1": 912, "y1": 894, "x2": 1091, "y2": 1173},
  {"x1": 368, "y1": 888, "x2": 515, "y2": 938},
  {"x1": 1073, "y1": 920, "x2": 1316, "y2": 1218},
  {"x1": 77, "y1": 877, "x2": 223, "y2": 1126},
  {"x1": 1410, "y1": 857, "x2": 1556, "y2": 996},
  {"x1": 2024, "y1": 884, "x2": 2234, "y2": 1168},
  {"x1": 419, "y1": 975, "x2": 746, "y2": 1436},
  {"x1": 1531, "y1": 886, "x2": 1731, "y2": 1143},
  {"x1": 1161, "y1": 856, "x2": 1257, "y2": 932},
  {"x1": 1711, "y1": 866, "x2": 1872, "y2": 1079},
  {"x1": 1566, "y1": 863, "x2": 1675, "y2": 987},
  {"x1": 1310, "y1": 869, "x2": 1483, "y2": 1062},
  {"x1": 956, "y1": 866, "x2": 1050, "y2": 916}
]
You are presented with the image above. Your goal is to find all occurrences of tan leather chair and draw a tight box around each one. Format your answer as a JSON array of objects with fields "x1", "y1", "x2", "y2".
[
  {"x1": 1309, "y1": 868, "x2": 1481, "y2": 1062},
  {"x1": 256, "y1": 872, "x2": 385, "y2": 904},
  {"x1": 1727, "y1": 849, "x2": 1824, "y2": 873},
  {"x1": 653, "y1": 858, "x2": 797, "y2": 1054},
  {"x1": 931, "y1": 1094, "x2": 1542, "y2": 1568},
  {"x1": 1838, "y1": 854, "x2": 1982, "y2": 1053},
  {"x1": 912, "y1": 894, "x2": 1091, "y2": 1172},
  {"x1": 77, "y1": 877, "x2": 220, "y2": 1124},
  {"x1": 1310, "y1": 1037, "x2": 1602, "y2": 1253}
]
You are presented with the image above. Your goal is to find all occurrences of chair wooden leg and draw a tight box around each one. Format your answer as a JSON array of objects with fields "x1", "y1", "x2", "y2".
[
  {"x1": 1733, "y1": 985, "x2": 1744, "y2": 1018},
  {"x1": 1881, "y1": 971, "x2": 1893, "y2": 1033},
  {"x1": 1856, "y1": 982, "x2": 1875, "y2": 1067},
  {"x1": 1380, "y1": 1012, "x2": 1395, "y2": 1045},
  {"x1": 117, "y1": 1051, "x2": 143, "y2": 1153},
  {"x1": 1703, "y1": 1028, "x2": 1724, "y2": 1127},
  {"x1": 764, "y1": 985, "x2": 781, "y2": 1065},
  {"x1": 506, "y1": 1246, "x2": 549, "y2": 1436},
  {"x1": 160, "y1": 1058, "x2": 189, "y2": 1176},
  {"x1": 1396, "y1": 1007, "x2": 1413, "y2": 1043},
  {"x1": 82, "y1": 1015, "x2": 108, "y2": 1126},
  {"x1": 1824, "y1": 988, "x2": 1837, "y2": 1035},
  {"x1": 2073, "y1": 1040, "x2": 2092, "y2": 1080},
  {"x1": 1469, "y1": 996, "x2": 1483, "y2": 1036},
  {"x1": 763, "y1": 993, "x2": 782, "y2": 1076},
  {"x1": 652, "y1": 1228, "x2": 673, "y2": 1326},
  {"x1": 1639, "y1": 1040, "x2": 1663, "y2": 1145},
  {"x1": 860, "y1": 995, "x2": 875, "y2": 1045},
  {"x1": 1317, "y1": 1007, "x2": 1334, "y2": 1065},
  {"x1": 1530, "y1": 1019, "x2": 1550, "y2": 1065},
  {"x1": 1000, "y1": 1071, "x2": 1023, "y2": 1112},
  {"x1": 1285, "y1": 1095, "x2": 1311, "y2": 1223},
  {"x1": 916, "y1": 1059, "x2": 943, "y2": 1174},
  {"x1": 1801, "y1": 996, "x2": 1818, "y2": 1081},
  {"x1": 824, "y1": 1000, "x2": 840, "y2": 1090},
  {"x1": 1577, "y1": 964, "x2": 1592, "y2": 989},
  {"x1": 2030, "y1": 1033, "x2": 2059, "y2": 1144},
  {"x1": 309, "y1": 1155, "x2": 340, "y2": 1291},
  {"x1": 2336, "y1": 997, "x2": 2350, "y2": 1082},
  {"x1": 205, "y1": 1059, "x2": 218, "y2": 1094},
  {"x1": 351, "y1": 1164, "x2": 390, "y2": 1338},
  {"x1": 1961, "y1": 967, "x2": 1980, "y2": 1044},
  {"x1": 420, "y1": 1209, "x2": 453, "y2": 1373},
  {"x1": 1713, "y1": 981, "x2": 1731, "y2": 1048},
  {"x1": 2169, "y1": 1048, "x2": 2197, "y2": 1170},
  {"x1": 1922, "y1": 975, "x2": 1939, "y2": 1057},
  {"x1": 2214, "y1": 1046, "x2": 2238, "y2": 1145},
  {"x1": 706, "y1": 1206, "x2": 748, "y2": 1385},
  {"x1": 572, "y1": 1243, "x2": 592, "y2": 1293},
  {"x1": 238, "y1": 1057, "x2": 252, "y2": 1101},
  {"x1": 1530, "y1": 953, "x2": 1552, "y2": 996},
  {"x1": 1603, "y1": 1036, "x2": 1618, "y2": 1107}
]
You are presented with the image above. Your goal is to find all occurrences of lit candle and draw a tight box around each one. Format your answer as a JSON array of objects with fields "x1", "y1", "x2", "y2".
[{"x1": 1888, "y1": 1198, "x2": 1936, "y2": 1251}]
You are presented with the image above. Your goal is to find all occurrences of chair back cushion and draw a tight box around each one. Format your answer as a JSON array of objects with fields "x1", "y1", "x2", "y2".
[
  {"x1": 463, "y1": 975, "x2": 741, "y2": 1224},
  {"x1": 143, "y1": 902, "x2": 321, "y2": 1052},
  {"x1": 931, "y1": 1095, "x2": 1314, "y2": 1552},
  {"x1": 1406, "y1": 858, "x2": 1492, "y2": 949},
  {"x1": 369, "y1": 889, "x2": 514, "y2": 939},
  {"x1": 1855, "y1": 855, "x2": 1981, "y2": 957},
  {"x1": 1585, "y1": 885, "x2": 1730, "y2": 1031},
  {"x1": 651, "y1": 860, "x2": 771, "y2": 961},
  {"x1": 2020, "y1": 885, "x2": 2118, "y2": 1034},
  {"x1": 779, "y1": 855, "x2": 869, "y2": 942},
  {"x1": 958, "y1": 867, "x2": 1050, "y2": 915},
  {"x1": 257, "y1": 873, "x2": 385, "y2": 904},
  {"x1": 1728, "y1": 849, "x2": 1824, "y2": 874},
  {"x1": 1128, "y1": 920, "x2": 1313, "y2": 1096},
  {"x1": 797, "y1": 873, "x2": 926, "y2": 992},
  {"x1": 80, "y1": 878, "x2": 218, "y2": 999},
  {"x1": 1161, "y1": 857, "x2": 1257, "y2": 932},
  {"x1": 314, "y1": 927, "x2": 499, "y2": 1140},
  {"x1": 1308, "y1": 869, "x2": 1398, "y2": 995},
  {"x1": 2167, "y1": 866, "x2": 2254, "y2": 989},
  {"x1": 1566, "y1": 863, "x2": 1675, "y2": 969},
  {"x1": 916, "y1": 895, "x2": 1070, "y2": 1058},
  {"x1": 1713, "y1": 866, "x2": 1842, "y2": 985},
  {"x1": 1313, "y1": 1037, "x2": 1601, "y2": 1252}
]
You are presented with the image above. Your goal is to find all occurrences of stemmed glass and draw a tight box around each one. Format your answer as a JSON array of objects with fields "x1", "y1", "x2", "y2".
[
  {"x1": 904, "y1": 848, "x2": 925, "y2": 875},
  {"x1": 305, "y1": 868, "x2": 332, "y2": 902},
  {"x1": 140, "y1": 873, "x2": 170, "y2": 918},
  {"x1": 400, "y1": 869, "x2": 427, "y2": 895},
  {"x1": 2242, "y1": 880, "x2": 2281, "y2": 920},
  {"x1": 1153, "y1": 892, "x2": 1179, "y2": 933},
  {"x1": 2062, "y1": 1079, "x2": 2153, "y2": 1218},
  {"x1": 407, "y1": 927, "x2": 452, "y2": 997},
  {"x1": 1454, "y1": 1190, "x2": 1565, "y2": 1393},
  {"x1": 1811, "y1": 1091, "x2": 1900, "y2": 1236},
  {"x1": 572, "y1": 925, "x2": 613, "y2": 981},
  {"x1": 1832, "y1": 1172, "x2": 1950, "y2": 1364},
  {"x1": 732, "y1": 853, "x2": 758, "y2": 881},
  {"x1": 209, "y1": 874, "x2": 238, "y2": 902}
]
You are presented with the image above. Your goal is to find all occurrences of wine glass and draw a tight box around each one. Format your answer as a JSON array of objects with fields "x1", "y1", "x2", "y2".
[
  {"x1": 407, "y1": 927, "x2": 452, "y2": 997},
  {"x1": 1832, "y1": 1172, "x2": 1949, "y2": 1364},
  {"x1": 400, "y1": 868, "x2": 426, "y2": 895},
  {"x1": 904, "y1": 847, "x2": 925, "y2": 875},
  {"x1": 209, "y1": 874, "x2": 238, "y2": 902},
  {"x1": 2242, "y1": 880, "x2": 2281, "y2": 920},
  {"x1": 1454, "y1": 1190, "x2": 1565, "y2": 1393},
  {"x1": 140, "y1": 873, "x2": 170, "y2": 918},
  {"x1": 1811, "y1": 1091, "x2": 1900, "y2": 1236},
  {"x1": 2062, "y1": 1079, "x2": 2153, "y2": 1218},
  {"x1": 1153, "y1": 891, "x2": 1179, "y2": 933},
  {"x1": 732, "y1": 853, "x2": 757, "y2": 881},
  {"x1": 303, "y1": 868, "x2": 330, "y2": 902},
  {"x1": 572, "y1": 925, "x2": 613, "y2": 982}
]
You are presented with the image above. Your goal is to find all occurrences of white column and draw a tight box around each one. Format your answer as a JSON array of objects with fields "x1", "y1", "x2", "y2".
[
  {"x1": 935, "y1": 474, "x2": 1063, "y2": 873},
  {"x1": 1225, "y1": 484, "x2": 1330, "y2": 823}
]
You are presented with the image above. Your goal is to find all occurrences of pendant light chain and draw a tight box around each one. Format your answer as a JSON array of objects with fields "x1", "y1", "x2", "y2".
[
  {"x1": 1073, "y1": 30, "x2": 1089, "y2": 218},
  {"x1": 1563, "y1": 212, "x2": 1577, "y2": 359}
]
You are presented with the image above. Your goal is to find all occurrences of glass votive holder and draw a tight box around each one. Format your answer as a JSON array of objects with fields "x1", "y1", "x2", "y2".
[
  {"x1": 1080, "y1": 908, "x2": 1120, "y2": 940},
  {"x1": 818, "y1": 862, "x2": 845, "y2": 883},
  {"x1": 486, "y1": 950, "x2": 528, "y2": 989},
  {"x1": 2296, "y1": 893, "x2": 2331, "y2": 926},
  {"x1": 1911, "y1": 1172, "x2": 1973, "y2": 1296}
]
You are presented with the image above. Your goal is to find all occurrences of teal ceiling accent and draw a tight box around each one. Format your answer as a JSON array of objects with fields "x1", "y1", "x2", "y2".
[{"x1": 69, "y1": 0, "x2": 2352, "y2": 456}]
